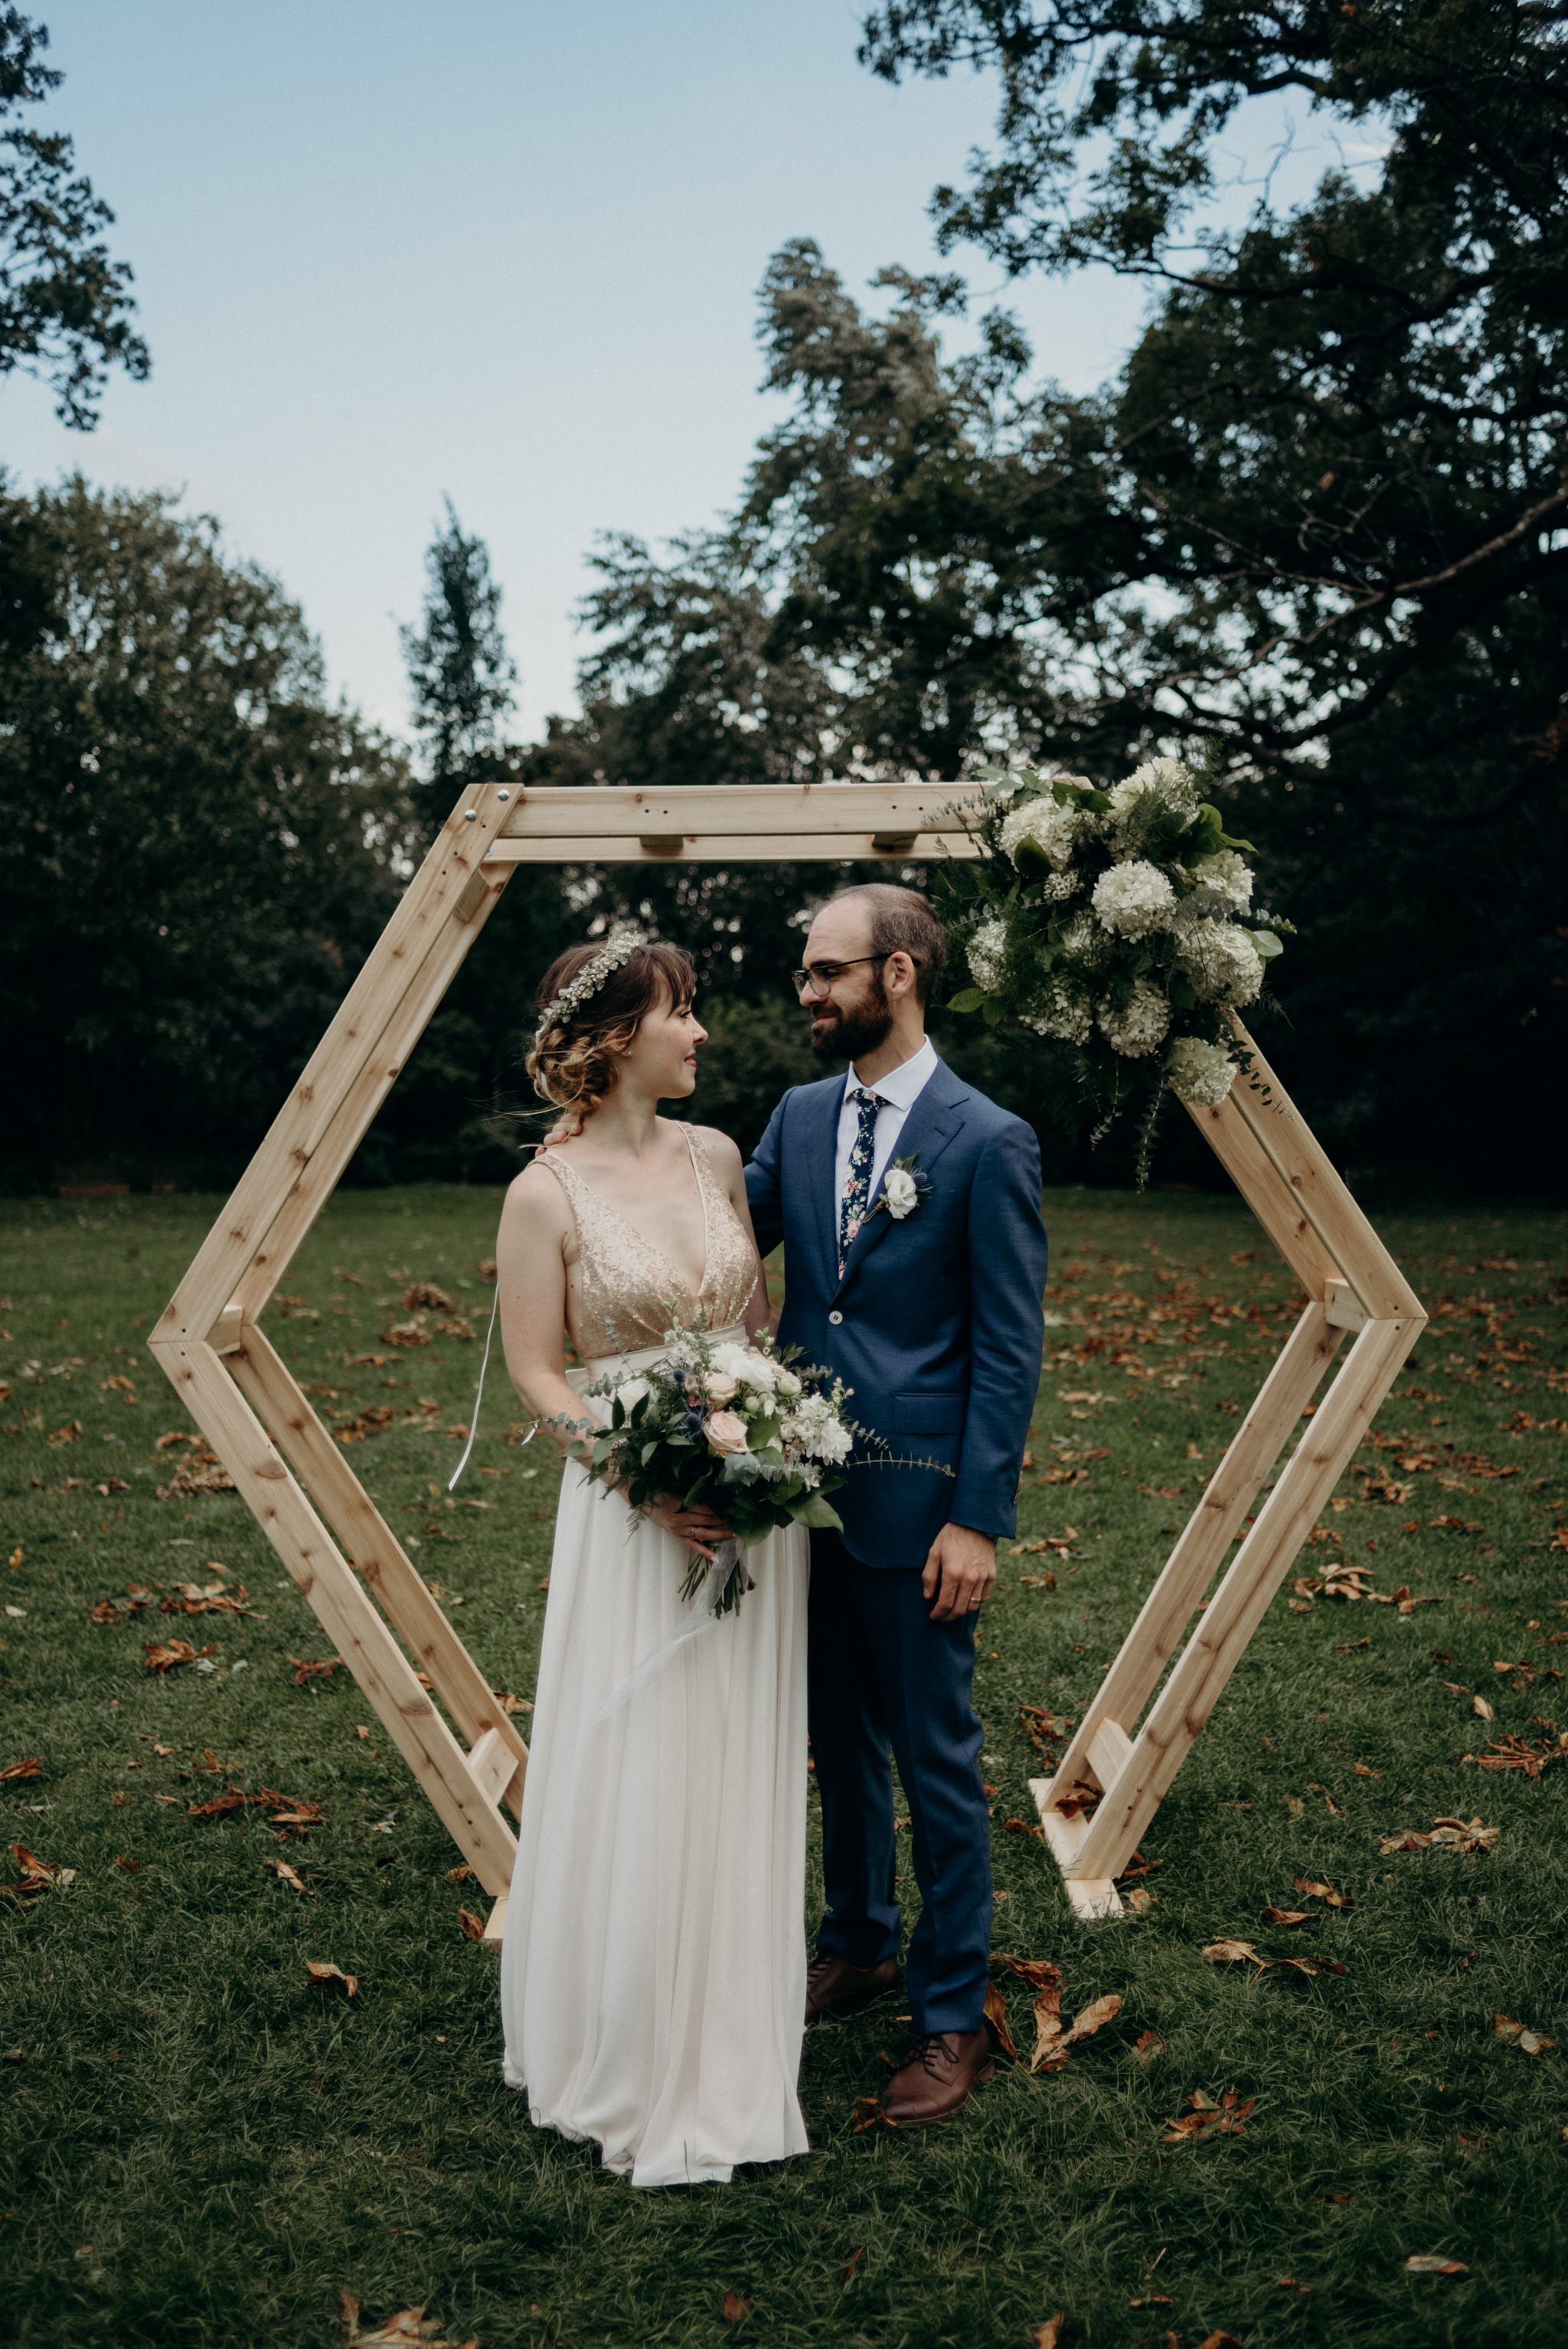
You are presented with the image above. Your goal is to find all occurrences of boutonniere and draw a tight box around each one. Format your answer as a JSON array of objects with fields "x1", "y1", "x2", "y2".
[{"x1": 867, "y1": 1152, "x2": 931, "y2": 1226}]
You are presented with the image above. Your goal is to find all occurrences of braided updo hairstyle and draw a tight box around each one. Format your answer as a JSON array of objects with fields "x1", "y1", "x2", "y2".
[{"x1": 525, "y1": 939, "x2": 697, "y2": 1122}]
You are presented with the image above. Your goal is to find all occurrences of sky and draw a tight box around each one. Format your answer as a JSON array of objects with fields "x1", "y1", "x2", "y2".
[{"x1": 0, "y1": 3, "x2": 1375, "y2": 743}]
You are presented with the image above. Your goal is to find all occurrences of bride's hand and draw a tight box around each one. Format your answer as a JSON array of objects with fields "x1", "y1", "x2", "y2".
[{"x1": 640, "y1": 1494, "x2": 733, "y2": 1561}]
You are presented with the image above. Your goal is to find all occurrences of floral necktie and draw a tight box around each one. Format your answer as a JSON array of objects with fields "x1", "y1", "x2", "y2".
[{"x1": 838, "y1": 1086, "x2": 885, "y2": 1278}]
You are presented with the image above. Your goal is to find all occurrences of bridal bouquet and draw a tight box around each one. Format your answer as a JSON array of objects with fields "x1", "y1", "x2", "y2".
[
  {"x1": 577, "y1": 1324, "x2": 859, "y2": 1615},
  {"x1": 936, "y1": 756, "x2": 1293, "y2": 1174}
]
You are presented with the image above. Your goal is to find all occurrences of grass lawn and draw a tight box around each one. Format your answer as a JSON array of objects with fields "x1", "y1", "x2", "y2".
[{"x1": 2, "y1": 1180, "x2": 1566, "y2": 2349}]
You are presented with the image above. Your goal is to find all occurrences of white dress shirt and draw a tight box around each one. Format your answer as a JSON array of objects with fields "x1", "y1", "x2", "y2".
[{"x1": 833, "y1": 1035, "x2": 939, "y2": 1211}]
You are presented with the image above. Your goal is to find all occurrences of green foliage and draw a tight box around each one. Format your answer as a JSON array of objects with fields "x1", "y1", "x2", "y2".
[
  {"x1": 3, "y1": 1186, "x2": 1567, "y2": 2344},
  {"x1": 0, "y1": 479, "x2": 418, "y2": 1186},
  {"x1": 400, "y1": 500, "x2": 518, "y2": 805},
  {"x1": 0, "y1": 8, "x2": 149, "y2": 426},
  {"x1": 563, "y1": 5, "x2": 1568, "y2": 1191}
]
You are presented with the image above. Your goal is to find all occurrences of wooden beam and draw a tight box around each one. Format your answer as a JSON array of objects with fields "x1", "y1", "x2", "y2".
[
  {"x1": 225, "y1": 1325, "x2": 528, "y2": 1814},
  {"x1": 148, "y1": 1333, "x2": 520, "y2": 1896},
  {"x1": 482, "y1": 830, "x2": 981, "y2": 866},
  {"x1": 1046, "y1": 1301, "x2": 1343, "y2": 1805},
  {"x1": 1066, "y1": 1313, "x2": 1421, "y2": 1883},
  {"x1": 160, "y1": 783, "x2": 518, "y2": 1343},
  {"x1": 1182, "y1": 1090, "x2": 1343, "y2": 1302},
  {"x1": 495, "y1": 782, "x2": 986, "y2": 841}
]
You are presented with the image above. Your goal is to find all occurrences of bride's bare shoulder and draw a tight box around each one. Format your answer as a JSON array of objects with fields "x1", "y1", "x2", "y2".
[
  {"x1": 502, "y1": 1153, "x2": 573, "y2": 1232},
  {"x1": 687, "y1": 1124, "x2": 744, "y2": 1179}
]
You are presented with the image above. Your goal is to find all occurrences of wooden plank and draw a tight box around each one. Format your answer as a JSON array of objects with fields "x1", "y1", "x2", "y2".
[
  {"x1": 160, "y1": 782, "x2": 518, "y2": 1342},
  {"x1": 1085, "y1": 1717, "x2": 1132, "y2": 1795},
  {"x1": 147, "y1": 1335, "x2": 520, "y2": 1894},
  {"x1": 1029, "y1": 1780, "x2": 1122, "y2": 1918},
  {"x1": 482, "y1": 830, "x2": 981, "y2": 866},
  {"x1": 466, "y1": 1726, "x2": 524, "y2": 1812},
  {"x1": 223, "y1": 861, "x2": 511, "y2": 1318},
  {"x1": 1183, "y1": 1090, "x2": 1343, "y2": 1301},
  {"x1": 482, "y1": 1892, "x2": 508, "y2": 1949},
  {"x1": 1067, "y1": 1312, "x2": 1420, "y2": 1881},
  {"x1": 1229, "y1": 1021, "x2": 1426, "y2": 1322},
  {"x1": 1047, "y1": 1302, "x2": 1343, "y2": 1804},
  {"x1": 1324, "y1": 1277, "x2": 1368, "y2": 1332},
  {"x1": 225, "y1": 1325, "x2": 528, "y2": 1812},
  {"x1": 496, "y1": 782, "x2": 986, "y2": 841}
]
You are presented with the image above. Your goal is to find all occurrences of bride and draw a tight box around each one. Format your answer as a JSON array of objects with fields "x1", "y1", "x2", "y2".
[{"x1": 494, "y1": 933, "x2": 810, "y2": 2185}]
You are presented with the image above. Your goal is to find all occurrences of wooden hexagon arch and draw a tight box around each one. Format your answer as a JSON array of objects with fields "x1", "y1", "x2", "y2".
[{"x1": 149, "y1": 777, "x2": 1426, "y2": 1940}]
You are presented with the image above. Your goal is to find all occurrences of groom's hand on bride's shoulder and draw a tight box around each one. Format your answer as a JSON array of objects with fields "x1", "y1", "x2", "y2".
[{"x1": 922, "y1": 1523, "x2": 997, "y2": 1622}]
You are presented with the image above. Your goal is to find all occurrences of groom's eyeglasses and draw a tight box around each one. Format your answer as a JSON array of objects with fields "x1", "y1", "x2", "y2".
[{"x1": 792, "y1": 954, "x2": 891, "y2": 999}]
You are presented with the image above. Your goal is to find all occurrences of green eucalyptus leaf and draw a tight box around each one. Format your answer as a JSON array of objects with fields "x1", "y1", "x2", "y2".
[
  {"x1": 1251, "y1": 929, "x2": 1283, "y2": 959},
  {"x1": 948, "y1": 986, "x2": 986, "y2": 1013}
]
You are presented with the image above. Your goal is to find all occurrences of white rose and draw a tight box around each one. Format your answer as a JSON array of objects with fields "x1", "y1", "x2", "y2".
[
  {"x1": 738, "y1": 1351, "x2": 777, "y2": 1390},
  {"x1": 709, "y1": 1342, "x2": 751, "y2": 1379},
  {"x1": 882, "y1": 1168, "x2": 920, "y2": 1220},
  {"x1": 774, "y1": 1367, "x2": 802, "y2": 1398}
]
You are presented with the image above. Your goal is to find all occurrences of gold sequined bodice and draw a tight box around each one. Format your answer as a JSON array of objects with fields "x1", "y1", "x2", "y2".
[{"x1": 539, "y1": 1125, "x2": 757, "y2": 1361}]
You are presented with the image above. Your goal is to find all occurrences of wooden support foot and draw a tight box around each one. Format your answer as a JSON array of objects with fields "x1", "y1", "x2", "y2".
[{"x1": 482, "y1": 1893, "x2": 508, "y2": 1949}]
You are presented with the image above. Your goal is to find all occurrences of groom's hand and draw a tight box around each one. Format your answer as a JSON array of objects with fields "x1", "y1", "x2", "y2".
[{"x1": 923, "y1": 1524, "x2": 996, "y2": 1622}]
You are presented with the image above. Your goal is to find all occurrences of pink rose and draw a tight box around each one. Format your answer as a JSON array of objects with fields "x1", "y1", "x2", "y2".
[
  {"x1": 705, "y1": 1410, "x2": 750, "y2": 1455},
  {"x1": 704, "y1": 1373, "x2": 738, "y2": 1405}
]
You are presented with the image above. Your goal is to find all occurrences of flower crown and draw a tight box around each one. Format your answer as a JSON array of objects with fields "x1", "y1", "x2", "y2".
[{"x1": 533, "y1": 929, "x2": 645, "y2": 1046}]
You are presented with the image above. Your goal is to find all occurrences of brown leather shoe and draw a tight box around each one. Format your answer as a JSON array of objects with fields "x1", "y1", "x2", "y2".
[
  {"x1": 804, "y1": 1952, "x2": 900, "y2": 2027},
  {"x1": 880, "y1": 2028, "x2": 995, "y2": 2126}
]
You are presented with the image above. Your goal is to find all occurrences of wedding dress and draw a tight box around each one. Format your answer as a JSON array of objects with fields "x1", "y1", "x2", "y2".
[{"x1": 500, "y1": 1127, "x2": 810, "y2": 2185}]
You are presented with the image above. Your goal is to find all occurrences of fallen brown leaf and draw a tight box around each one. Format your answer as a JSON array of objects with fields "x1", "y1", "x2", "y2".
[
  {"x1": 1261, "y1": 1907, "x2": 1315, "y2": 1926},
  {"x1": 457, "y1": 1907, "x2": 485, "y2": 1942},
  {"x1": 142, "y1": 1638, "x2": 204, "y2": 1674},
  {"x1": 306, "y1": 1960, "x2": 357, "y2": 1998},
  {"x1": 1129, "y1": 2295, "x2": 1172, "y2": 2308},
  {"x1": 1494, "y1": 2013, "x2": 1557, "y2": 2056},
  {"x1": 982, "y1": 1979, "x2": 1020, "y2": 2063},
  {"x1": 722, "y1": 2289, "x2": 753, "y2": 2322},
  {"x1": 267, "y1": 1859, "x2": 310, "y2": 1893},
  {"x1": 1379, "y1": 1816, "x2": 1500, "y2": 1856},
  {"x1": 842, "y1": 2245, "x2": 866, "y2": 2284},
  {"x1": 1203, "y1": 1939, "x2": 1266, "y2": 1966},
  {"x1": 1133, "y1": 2029, "x2": 1166, "y2": 2064},
  {"x1": 1294, "y1": 1877, "x2": 1354, "y2": 1908},
  {"x1": 0, "y1": 1758, "x2": 41, "y2": 1782},
  {"x1": 1403, "y1": 2254, "x2": 1467, "y2": 2276},
  {"x1": 337, "y1": 2292, "x2": 475, "y2": 2347},
  {"x1": 1031, "y1": 2320, "x2": 1064, "y2": 2349},
  {"x1": 1195, "y1": 2334, "x2": 1246, "y2": 2348}
]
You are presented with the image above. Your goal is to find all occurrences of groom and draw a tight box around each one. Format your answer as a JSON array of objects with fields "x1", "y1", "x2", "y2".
[{"x1": 746, "y1": 884, "x2": 1047, "y2": 2125}]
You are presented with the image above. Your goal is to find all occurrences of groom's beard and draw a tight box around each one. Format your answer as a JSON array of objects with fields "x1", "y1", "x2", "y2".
[{"x1": 808, "y1": 979, "x2": 894, "y2": 1065}]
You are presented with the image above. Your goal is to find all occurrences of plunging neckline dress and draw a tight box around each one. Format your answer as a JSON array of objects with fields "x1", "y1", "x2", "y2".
[{"x1": 499, "y1": 1128, "x2": 811, "y2": 2185}]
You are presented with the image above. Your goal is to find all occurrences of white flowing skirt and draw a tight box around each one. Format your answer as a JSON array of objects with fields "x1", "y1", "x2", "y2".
[{"x1": 500, "y1": 1348, "x2": 811, "y2": 2187}]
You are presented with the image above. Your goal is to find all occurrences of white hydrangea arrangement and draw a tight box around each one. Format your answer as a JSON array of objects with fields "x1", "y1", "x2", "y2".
[{"x1": 935, "y1": 753, "x2": 1292, "y2": 1176}]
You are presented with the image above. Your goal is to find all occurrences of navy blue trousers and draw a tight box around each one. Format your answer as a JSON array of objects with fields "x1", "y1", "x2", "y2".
[{"x1": 807, "y1": 1527, "x2": 993, "y2": 2034}]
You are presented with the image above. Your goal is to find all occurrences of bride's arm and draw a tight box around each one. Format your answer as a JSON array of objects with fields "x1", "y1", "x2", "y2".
[
  {"x1": 495, "y1": 1162, "x2": 594, "y2": 1446},
  {"x1": 695, "y1": 1125, "x2": 776, "y2": 1344}
]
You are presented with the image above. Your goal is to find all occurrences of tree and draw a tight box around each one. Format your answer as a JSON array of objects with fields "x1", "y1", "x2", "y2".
[
  {"x1": 572, "y1": 5, "x2": 1567, "y2": 1189},
  {"x1": 400, "y1": 498, "x2": 518, "y2": 807},
  {"x1": 0, "y1": 8, "x2": 149, "y2": 426},
  {"x1": 0, "y1": 479, "x2": 417, "y2": 1184}
]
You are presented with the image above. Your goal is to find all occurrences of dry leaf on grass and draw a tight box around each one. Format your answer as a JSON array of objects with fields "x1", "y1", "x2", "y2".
[
  {"x1": 1031, "y1": 2319, "x2": 1064, "y2": 2349},
  {"x1": 1380, "y1": 1816, "x2": 1500, "y2": 1856},
  {"x1": 1473, "y1": 1695, "x2": 1494, "y2": 1720},
  {"x1": 1261, "y1": 1907, "x2": 1316, "y2": 1926},
  {"x1": 0, "y1": 1758, "x2": 41, "y2": 1782},
  {"x1": 842, "y1": 2245, "x2": 866, "y2": 2284},
  {"x1": 306, "y1": 1960, "x2": 358, "y2": 1998},
  {"x1": 1204, "y1": 1939, "x2": 1268, "y2": 1966},
  {"x1": 142, "y1": 1638, "x2": 212, "y2": 1674},
  {"x1": 289, "y1": 1654, "x2": 344, "y2": 1685},
  {"x1": 1294, "y1": 1877, "x2": 1354, "y2": 1908},
  {"x1": 457, "y1": 1908, "x2": 485, "y2": 1942},
  {"x1": 1129, "y1": 2294, "x2": 1172, "y2": 2307},
  {"x1": 1195, "y1": 2333, "x2": 1245, "y2": 2348},
  {"x1": 338, "y1": 2292, "x2": 475, "y2": 2347},
  {"x1": 982, "y1": 1980, "x2": 1020, "y2": 2063},
  {"x1": 1403, "y1": 2254, "x2": 1468, "y2": 2277},
  {"x1": 1161, "y1": 2085, "x2": 1255, "y2": 2143},
  {"x1": 267, "y1": 1859, "x2": 309, "y2": 1893},
  {"x1": 1133, "y1": 2029, "x2": 1167, "y2": 2063},
  {"x1": 1494, "y1": 2013, "x2": 1557, "y2": 2056},
  {"x1": 722, "y1": 2289, "x2": 753, "y2": 2322},
  {"x1": 5, "y1": 1844, "x2": 75, "y2": 1896}
]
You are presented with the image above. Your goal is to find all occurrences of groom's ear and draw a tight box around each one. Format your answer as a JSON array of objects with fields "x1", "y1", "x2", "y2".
[{"x1": 885, "y1": 950, "x2": 918, "y2": 1000}]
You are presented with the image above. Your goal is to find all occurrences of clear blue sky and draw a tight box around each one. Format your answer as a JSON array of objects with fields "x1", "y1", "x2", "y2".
[{"x1": 1, "y1": 4, "x2": 1371, "y2": 743}]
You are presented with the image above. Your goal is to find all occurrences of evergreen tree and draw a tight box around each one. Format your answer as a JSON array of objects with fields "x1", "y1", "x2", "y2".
[{"x1": 400, "y1": 498, "x2": 518, "y2": 812}]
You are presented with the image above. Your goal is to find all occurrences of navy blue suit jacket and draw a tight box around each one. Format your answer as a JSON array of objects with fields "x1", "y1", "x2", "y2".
[{"x1": 745, "y1": 1056, "x2": 1049, "y2": 1569}]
